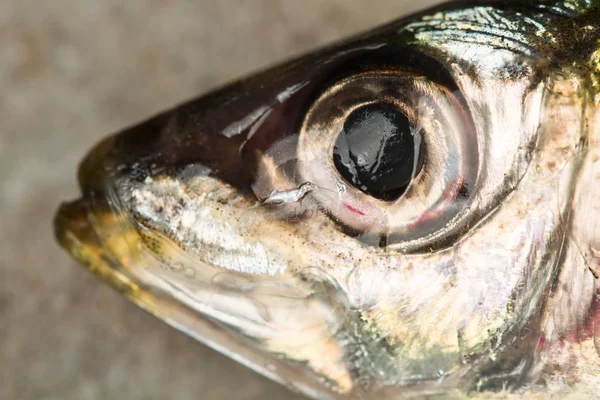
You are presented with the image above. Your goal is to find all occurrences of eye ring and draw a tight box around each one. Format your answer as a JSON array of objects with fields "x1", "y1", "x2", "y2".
[{"x1": 297, "y1": 70, "x2": 479, "y2": 251}]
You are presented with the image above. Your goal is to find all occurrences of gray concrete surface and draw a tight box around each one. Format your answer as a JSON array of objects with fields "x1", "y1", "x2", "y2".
[{"x1": 0, "y1": 1, "x2": 440, "y2": 399}]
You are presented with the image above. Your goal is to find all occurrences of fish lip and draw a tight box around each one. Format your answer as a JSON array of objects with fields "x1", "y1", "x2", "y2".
[
  {"x1": 75, "y1": 134, "x2": 120, "y2": 196},
  {"x1": 54, "y1": 198, "x2": 100, "y2": 263},
  {"x1": 53, "y1": 196, "x2": 138, "y2": 297},
  {"x1": 54, "y1": 199, "x2": 89, "y2": 249},
  {"x1": 54, "y1": 135, "x2": 116, "y2": 263},
  {"x1": 53, "y1": 130, "x2": 145, "y2": 295}
]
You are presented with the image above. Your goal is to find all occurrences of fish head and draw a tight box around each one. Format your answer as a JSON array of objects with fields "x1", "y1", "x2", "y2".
[{"x1": 55, "y1": 1, "x2": 600, "y2": 398}]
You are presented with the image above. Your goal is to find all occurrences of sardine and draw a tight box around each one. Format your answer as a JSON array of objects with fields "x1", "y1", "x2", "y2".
[{"x1": 54, "y1": 1, "x2": 600, "y2": 398}]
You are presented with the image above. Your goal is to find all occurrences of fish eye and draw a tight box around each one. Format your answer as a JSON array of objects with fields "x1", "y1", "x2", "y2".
[
  {"x1": 297, "y1": 68, "x2": 478, "y2": 250},
  {"x1": 332, "y1": 102, "x2": 424, "y2": 201}
]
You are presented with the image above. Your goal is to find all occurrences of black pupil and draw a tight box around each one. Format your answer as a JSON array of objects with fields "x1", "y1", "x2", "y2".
[{"x1": 332, "y1": 103, "x2": 423, "y2": 201}]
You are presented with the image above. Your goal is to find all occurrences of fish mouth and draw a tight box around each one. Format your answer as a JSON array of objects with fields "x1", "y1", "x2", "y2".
[
  {"x1": 55, "y1": 198, "x2": 135, "y2": 296},
  {"x1": 55, "y1": 136, "x2": 138, "y2": 297}
]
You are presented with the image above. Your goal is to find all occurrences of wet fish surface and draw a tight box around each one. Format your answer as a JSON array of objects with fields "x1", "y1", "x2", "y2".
[{"x1": 54, "y1": 0, "x2": 600, "y2": 398}]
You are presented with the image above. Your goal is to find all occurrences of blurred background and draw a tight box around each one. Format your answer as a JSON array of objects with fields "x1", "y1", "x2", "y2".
[{"x1": 1, "y1": 1, "x2": 440, "y2": 399}]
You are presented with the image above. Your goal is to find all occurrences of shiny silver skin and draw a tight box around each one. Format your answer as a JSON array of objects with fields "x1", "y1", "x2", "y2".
[{"x1": 55, "y1": 1, "x2": 600, "y2": 398}]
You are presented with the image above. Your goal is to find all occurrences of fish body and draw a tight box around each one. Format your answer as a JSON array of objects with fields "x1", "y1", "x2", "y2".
[{"x1": 55, "y1": 1, "x2": 600, "y2": 398}]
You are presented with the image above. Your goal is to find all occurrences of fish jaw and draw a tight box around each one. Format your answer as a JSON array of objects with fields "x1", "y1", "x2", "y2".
[{"x1": 54, "y1": 168, "x2": 357, "y2": 400}]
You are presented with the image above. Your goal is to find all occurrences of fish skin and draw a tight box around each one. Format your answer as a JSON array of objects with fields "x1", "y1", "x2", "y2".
[{"x1": 54, "y1": 1, "x2": 600, "y2": 399}]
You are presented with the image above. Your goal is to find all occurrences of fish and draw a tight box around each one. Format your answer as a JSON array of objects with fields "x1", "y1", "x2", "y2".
[{"x1": 54, "y1": 0, "x2": 600, "y2": 398}]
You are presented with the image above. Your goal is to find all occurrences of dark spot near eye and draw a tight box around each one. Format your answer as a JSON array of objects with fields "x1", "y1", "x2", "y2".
[
  {"x1": 332, "y1": 102, "x2": 423, "y2": 201},
  {"x1": 457, "y1": 183, "x2": 470, "y2": 200}
]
